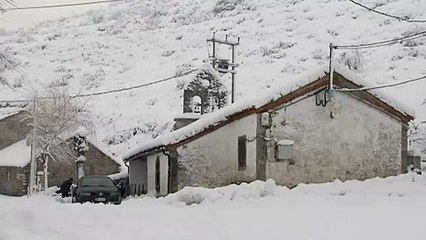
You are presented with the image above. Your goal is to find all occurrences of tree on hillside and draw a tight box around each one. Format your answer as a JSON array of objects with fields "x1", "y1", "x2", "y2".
[{"x1": 21, "y1": 86, "x2": 93, "y2": 193}]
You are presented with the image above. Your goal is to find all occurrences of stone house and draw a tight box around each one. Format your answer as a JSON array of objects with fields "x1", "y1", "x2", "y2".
[
  {"x1": 0, "y1": 109, "x2": 122, "y2": 196},
  {"x1": 124, "y1": 71, "x2": 414, "y2": 196}
]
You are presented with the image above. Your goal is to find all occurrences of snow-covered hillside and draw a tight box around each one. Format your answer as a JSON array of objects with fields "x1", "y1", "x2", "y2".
[
  {"x1": 1, "y1": 0, "x2": 426, "y2": 157},
  {"x1": 1, "y1": 174, "x2": 426, "y2": 240}
]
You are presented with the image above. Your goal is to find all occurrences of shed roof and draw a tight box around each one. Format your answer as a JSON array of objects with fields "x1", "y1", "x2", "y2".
[
  {"x1": 123, "y1": 68, "x2": 415, "y2": 161},
  {"x1": 0, "y1": 140, "x2": 31, "y2": 168},
  {"x1": 0, "y1": 107, "x2": 23, "y2": 121}
]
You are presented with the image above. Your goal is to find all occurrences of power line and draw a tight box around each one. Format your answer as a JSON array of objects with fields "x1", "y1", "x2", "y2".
[
  {"x1": 0, "y1": 69, "x2": 197, "y2": 103},
  {"x1": 333, "y1": 30, "x2": 426, "y2": 50},
  {"x1": 336, "y1": 75, "x2": 426, "y2": 92},
  {"x1": 73, "y1": 69, "x2": 197, "y2": 98},
  {"x1": 1, "y1": 0, "x2": 123, "y2": 11},
  {"x1": 348, "y1": 0, "x2": 426, "y2": 23}
]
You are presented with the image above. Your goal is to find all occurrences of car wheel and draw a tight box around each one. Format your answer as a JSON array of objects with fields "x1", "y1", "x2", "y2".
[{"x1": 115, "y1": 195, "x2": 122, "y2": 205}]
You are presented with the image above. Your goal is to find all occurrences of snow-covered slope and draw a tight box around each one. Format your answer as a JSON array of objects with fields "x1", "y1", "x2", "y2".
[{"x1": 1, "y1": 0, "x2": 426, "y2": 157}]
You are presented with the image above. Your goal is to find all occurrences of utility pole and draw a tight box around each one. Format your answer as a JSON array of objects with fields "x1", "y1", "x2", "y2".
[
  {"x1": 29, "y1": 99, "x2": 37, "y2": 196},
  {"x1": 207, "y1": 33, "x2": 240, "y2": 103},
  {"x1": 328, "y1": 43, "x2": 335, "y2": 91},
  {"x1": 43, "y1": 153, "x2": 49, "y2": 193}
]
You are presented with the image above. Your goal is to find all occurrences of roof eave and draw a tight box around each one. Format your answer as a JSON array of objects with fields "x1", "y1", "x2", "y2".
[
  {"x1": 124, "y1": 146, "x2": 167, "y2": 162},
  {"x1": 333, "y1": 72, "x2": 414, "y2": 123}
]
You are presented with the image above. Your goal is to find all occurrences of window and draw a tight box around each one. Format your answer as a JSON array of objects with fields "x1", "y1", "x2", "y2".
[
  {"x1": 238, "y1": 135, "x2": 247, "y2": 171},
  {"x1": 155, "y1": 156, "x2": 161, "y2": 193}
]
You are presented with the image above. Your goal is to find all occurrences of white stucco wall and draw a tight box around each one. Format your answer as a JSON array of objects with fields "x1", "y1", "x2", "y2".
[
  {"x1": 266, "y1": 91, "x2": 403, "y2": 187},
  {"x1": 176, "y1": 114, "x2": 257, "y2": 189},
  {"x1": 147, "y1": 153, "x2": 169, "y2": 196}
]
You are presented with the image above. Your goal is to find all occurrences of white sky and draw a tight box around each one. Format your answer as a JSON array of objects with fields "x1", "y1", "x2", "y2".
[{"x1": 0, "y1": 0, "x2": 109, "y2": 30}]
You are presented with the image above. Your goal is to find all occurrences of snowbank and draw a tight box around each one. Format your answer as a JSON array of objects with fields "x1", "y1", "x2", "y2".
[
  {"x1": 161, "y1": 174, "x2": 426, "y2": 205},
  {"x1": 2, "y1": 174, "x2": 426, "y2": 240},
  {"x1": 293, "y1": 173, "x2": 426, "y2": 197},
  {"x1": 162, "y1": 179, "x2": 287, "y2": 205}
]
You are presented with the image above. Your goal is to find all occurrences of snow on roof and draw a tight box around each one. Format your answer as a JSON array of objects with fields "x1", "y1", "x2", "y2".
[
  {"x1": 0, "y1": 140, "x2": 31, "y2": 167},
  {"x1": 124, "y1": 67, "x2": 414, "y2": 160},
  {"x1": 0, "y1": 107, "x2": 22, "y2": 121},
  {"x1": 278, "y1": 140, "x2": 295, "y2": 146},
  {"x1": 174, "y1": 113, "x2": 201, "y2": 120}
]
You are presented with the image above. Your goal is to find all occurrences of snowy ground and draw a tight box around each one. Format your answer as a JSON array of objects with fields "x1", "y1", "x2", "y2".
[{"x1": 1, "y1": 174, "x2": 426, "y2": 240}]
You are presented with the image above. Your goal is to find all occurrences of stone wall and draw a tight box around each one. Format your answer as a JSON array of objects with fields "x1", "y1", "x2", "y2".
[
  {"x1": 265, "y1": 90, "x2": 403, "y2": 187},
  {"x1": 44, "y1": 142, "x2": 121, "y2": 187},
  {"x1": 0, "y1": 113, "x2": 30, "y2": 150},
  {"x1": 0, "y1": 166, "x2": 28, "y2": 196}
]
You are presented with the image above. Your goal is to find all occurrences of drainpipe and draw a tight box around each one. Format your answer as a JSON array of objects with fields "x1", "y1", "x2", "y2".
[{"x1": 161, "y1": 147, "x2": 172, "y2": 194}]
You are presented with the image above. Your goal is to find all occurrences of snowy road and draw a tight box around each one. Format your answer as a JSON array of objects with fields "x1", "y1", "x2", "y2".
[{"x1": 1, "y1": 175, "x2": 425, "y2": 240}]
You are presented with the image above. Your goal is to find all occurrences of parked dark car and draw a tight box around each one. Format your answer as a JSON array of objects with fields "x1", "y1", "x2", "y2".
[{"x1": 71, "y1": 176, "x2": 122, "y2": 205}]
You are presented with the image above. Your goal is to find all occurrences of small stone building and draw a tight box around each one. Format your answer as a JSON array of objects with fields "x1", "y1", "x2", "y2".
[
  {"x1": 0, "y1": 109, "x2": 122, "y2": 196},
  {"x1": 124, "y1": 71, "x2": 414, "y2": 196},
  {"x1": 174, "y1": 66, "x2": 228, "y2": 130},
  {"x1": 183, "y1": 65, "x2": 228, "y2": 115}
]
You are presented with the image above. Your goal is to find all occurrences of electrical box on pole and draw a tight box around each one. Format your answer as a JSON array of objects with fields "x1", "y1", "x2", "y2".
[{"x1": 207, "y1": 33, "x2": 240, "y2": 104}]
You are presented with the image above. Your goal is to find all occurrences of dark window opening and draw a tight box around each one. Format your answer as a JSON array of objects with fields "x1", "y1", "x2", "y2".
[
  {"x1": 238, "y1": 135, "x2": 247, "y2": 171},
  {"x1": 155, "y1": 157, "x2": 161, "y2": 193}
]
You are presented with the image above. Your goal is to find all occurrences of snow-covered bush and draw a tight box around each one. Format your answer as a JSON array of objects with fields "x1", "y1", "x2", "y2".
[
  {"x1": 258, "y1": 41, "x2": 295, "y2": 59},
  {"x1": 13, "y1": 76, "x2": 23, "y2": 88},
  {"x1": 338, "y1": 50, "x2": 365, "y2": 71},
  {"x1": 91, "y1": 11, "x2": 106, "y2": 24},
  {"x1": 48, "y1": 78, "x2": 69, "y2": 88},
  {"x1": 312, "y1": 48, "x2": 328, "y2": 60},
  {"x1": 105, "y1": 122, "x2": 171, "y2": 145},
  {"x1": 146, "y1": 98, "x2": 157, "y2": 106},
  {"x1": 144, "y1": 8, "x2": 167, "y2": 30},
  {"x1": 82, "y1": 68, "x2": 105, "y2": 90},
  {"x1": 161, "y1": 50, "x2": 175, "y2": 57},
  {"x1": 0, "y1": 76, "x2": 9, "y2": 87},
  {"x1": 176, "y1": 63, "x2": 196, "y2": 76},
  {"x1": 213, "y1": 0, "x2": 244, "y2": 14},
  {"x1": 170, "y1": 2, "x2": 204, "y2": 26}
]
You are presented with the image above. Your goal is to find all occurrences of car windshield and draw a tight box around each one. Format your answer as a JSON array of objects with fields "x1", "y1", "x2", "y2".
[{"x1": 81, "y1": 177, "x2": 115, "y2": 187}]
